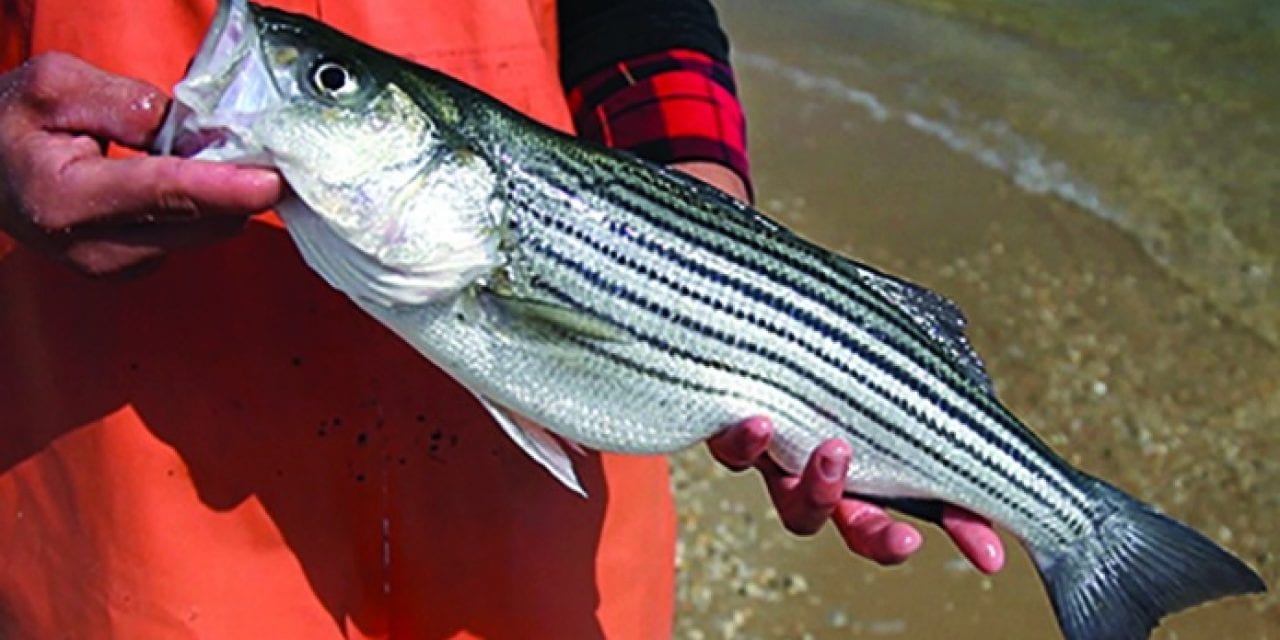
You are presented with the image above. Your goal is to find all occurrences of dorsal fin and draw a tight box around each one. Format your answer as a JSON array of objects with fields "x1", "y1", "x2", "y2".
[
  {"x1": 680, "y1": 175, "x2": 993, "y2": 394},
  {"x1": 840, "y1": 258, "x2": 993, "y2": 394}
]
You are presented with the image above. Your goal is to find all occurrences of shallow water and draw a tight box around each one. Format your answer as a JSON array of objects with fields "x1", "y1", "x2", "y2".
[
  {"x1": 672, "y1": 1, "x2": 1279, "y2": 637},
  {"x1": 737, "y1": 0, "x2": 1280, "y2": 347}
]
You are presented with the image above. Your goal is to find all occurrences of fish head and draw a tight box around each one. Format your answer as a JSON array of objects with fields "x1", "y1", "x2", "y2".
[{"x1": 158, "y1": 0, "x2": 504, "y2": 305}]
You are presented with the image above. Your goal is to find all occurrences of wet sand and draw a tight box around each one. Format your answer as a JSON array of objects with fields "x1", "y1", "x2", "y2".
[{"x1": 671, "y1": 1, "x2": 1278, "y2": 637}]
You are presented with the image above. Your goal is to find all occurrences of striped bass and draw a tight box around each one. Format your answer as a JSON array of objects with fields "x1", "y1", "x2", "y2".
[{"x1": 156, "y1": 1, "x2": 1265, "y2": 637}]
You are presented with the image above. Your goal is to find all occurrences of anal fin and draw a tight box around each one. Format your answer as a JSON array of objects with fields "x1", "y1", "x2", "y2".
[{"x1": 470, "y1": 390, "x2": 587, "y2": 497}]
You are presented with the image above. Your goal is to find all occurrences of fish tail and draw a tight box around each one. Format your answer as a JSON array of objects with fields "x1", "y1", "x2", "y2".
[{"x1": 1032, "y1": 478, "x2": 1265, "y2": 640}]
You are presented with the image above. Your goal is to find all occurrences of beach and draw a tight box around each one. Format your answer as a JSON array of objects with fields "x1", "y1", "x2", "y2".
[{"x1": 672, "y1": 1, "x2": 1280, "y2": 637}]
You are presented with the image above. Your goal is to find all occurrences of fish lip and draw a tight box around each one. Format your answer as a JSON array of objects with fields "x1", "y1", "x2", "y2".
[{"x1": 153, "y1": 0, "x2": 277, "y2": 161}]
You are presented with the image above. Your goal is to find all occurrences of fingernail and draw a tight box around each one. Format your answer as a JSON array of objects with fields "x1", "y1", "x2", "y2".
[
  {"x1": 729, "y1": 418, "x2": 768, "y2": 453},
  {"x1": 228, "y1": 171, "x2": 282, "y2": 198},
  {"x1": 819, "y1": 448, "x2": 847, "y2": 482},
  {"x1": 979, "y1": 541, "x2": 1005, "y2": 574},
  {"x1": 240, "y1": 169, "x2": 280, "y2": 188},
  {"x1": 740, "y1": 415, "x2": 769, "y2": 433},
  {"x1": 896, "y1": 524, "x2": 923, "y2": 556}
]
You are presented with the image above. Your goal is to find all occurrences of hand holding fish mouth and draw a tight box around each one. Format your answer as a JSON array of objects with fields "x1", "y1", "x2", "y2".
[
  {"x1": 709, "y1": 417, "x2": 1005, "y2": 573},
  {"x1": 0, "y1": 52, "x2": 281, "y2": 276}
]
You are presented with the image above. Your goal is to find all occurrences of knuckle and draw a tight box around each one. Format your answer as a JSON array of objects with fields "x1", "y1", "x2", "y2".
[
  {"x1": 708, "y1": 441, "x2": 753, "y2": 471},
  {"x1": 773, "y1": 490, "x2": 824, "y2": 536},
  {"x1": 17, "y1": 52, "x2": 78, "y2": 106},
  {"x1": 153, "y1": 164, "x2": 200, "y2": 217},
  {"x1": 155, "y1": 189, "x2": 199, "y2": 217},
  {"x1": 801, "y1": 492, "x2": 837, "y2": 517},
  {"x1": 21, "y1": 153, "x2": 85, "y2": 231},
  {"x1": 837, "y1": 525, "x2": 876, "y2": 558},
  {"x1": 23, "y1": 200, "x2": 59, "y2": 231},
  {"x1": 838, "y1": 502, "x2": 877, "y2": 531},
  {"x1": 17, "y1": 186, "x2": 63, "y2": 232}
]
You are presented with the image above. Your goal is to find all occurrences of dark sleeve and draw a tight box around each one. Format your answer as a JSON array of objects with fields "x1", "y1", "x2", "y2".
[
  {"x1": 558, "y1": 0, "x2": 730, "y2": 88},
  {"x1": 558, "y1": 1, "x2": 752, "y2": 197}
]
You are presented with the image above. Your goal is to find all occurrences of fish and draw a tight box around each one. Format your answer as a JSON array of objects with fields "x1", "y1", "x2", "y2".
[{"x1": 155, "y1": 1, "x2": 1265, "y2": 637}]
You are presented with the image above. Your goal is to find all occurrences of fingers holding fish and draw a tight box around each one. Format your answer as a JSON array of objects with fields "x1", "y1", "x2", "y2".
[
  {"x1": 940, "y1": 505, "x2": 1005, "y2": 574},
  {"x1": 760, "y1": 438, "x2": 851, "y2": 537},
  {"x1": 710, "y1": 418, "x2": 1010, "y2": 570},
  {"x1": 0, "y1": 54, "x2": 281, "y2": 276},
  {"x1": 705, "y1": 415, "x2": 773, "y2": 472},
  {"x1": 708, "y1": 421, "x2": 851, "y2": 537},
  {"x1": 833, "y1": 499, "x2": 923, "y2": 565},
  {"x1": 711, "y1": 419, "x2": 925, "y2": 564}
]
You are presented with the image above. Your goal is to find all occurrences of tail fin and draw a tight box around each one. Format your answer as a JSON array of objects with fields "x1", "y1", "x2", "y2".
[{"x1": 1032, "y1": 479, "x2": 1265, "y2": 640}]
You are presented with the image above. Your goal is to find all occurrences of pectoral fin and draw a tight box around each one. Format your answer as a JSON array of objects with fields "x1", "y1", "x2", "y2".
[
  {"x1": 480, "y1": 286, "x2": 630, "y2": 342},
  {"x1": 470, "y1": 391, "x2": 586, "y2": 497}
]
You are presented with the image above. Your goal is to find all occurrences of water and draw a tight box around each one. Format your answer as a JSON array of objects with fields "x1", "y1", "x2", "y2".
[
  {"x1": 672, "y1": 0, "x2": 1279, "y2": 637},
  {"x1": 741, "y1": 0, "x2": 1280, "y2": 346}
]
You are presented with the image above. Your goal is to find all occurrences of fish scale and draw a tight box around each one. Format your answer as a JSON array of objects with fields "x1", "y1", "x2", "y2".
[
  {"x1": 158, "y1": 2, "x2": 1265, "y2": 638},
  {"x1": 506, "y1": 149, "x2": 1094, "y2": 539},
  {"x1": 549, "y1": 152, "x2": 1084, "y2": 496}
]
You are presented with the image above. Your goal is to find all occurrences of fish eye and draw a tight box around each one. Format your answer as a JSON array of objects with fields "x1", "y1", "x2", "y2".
[{"x1": 310, "y1": 60, "x2": 358, "y2": 99}]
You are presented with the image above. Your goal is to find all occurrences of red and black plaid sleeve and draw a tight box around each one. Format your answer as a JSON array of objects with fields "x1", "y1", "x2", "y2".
[{"x1": 565, "y1": 49, "x2": 751, "y2": 197}]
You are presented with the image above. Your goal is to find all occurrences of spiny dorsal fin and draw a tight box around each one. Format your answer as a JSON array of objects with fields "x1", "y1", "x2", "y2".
[
  {"x1": 700, "y1": 186, "x2": 994, "y2": 394},
  {"x1": 841, "y1": 258, "x2": 993, "y2": 394}
]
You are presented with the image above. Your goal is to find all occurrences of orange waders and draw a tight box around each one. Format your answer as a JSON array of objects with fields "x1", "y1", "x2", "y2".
[{"x1": 0, "y1": 1, "x2": 677, "y2": 637}]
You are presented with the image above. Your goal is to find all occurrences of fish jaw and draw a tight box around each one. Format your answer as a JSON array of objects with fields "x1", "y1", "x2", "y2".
[{"x1": 155, "y1": 0, "x2": 280, "y2": 165}]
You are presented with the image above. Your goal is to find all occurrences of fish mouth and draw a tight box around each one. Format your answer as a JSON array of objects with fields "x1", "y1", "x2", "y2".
[{"x1": 154, "y1": 0, "x2": 280, "y2": 164}]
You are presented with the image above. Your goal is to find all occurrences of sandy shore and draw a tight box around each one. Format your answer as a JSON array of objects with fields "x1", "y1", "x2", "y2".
[{"x1": 670, "y1": 1, "x2": 1279, "y2": 637}]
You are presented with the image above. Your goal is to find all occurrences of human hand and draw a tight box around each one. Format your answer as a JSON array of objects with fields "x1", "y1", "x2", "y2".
[
  {"x1": 670, "y1": 160, "x2": 749, "y2": 203},
  {"x1": 708, "y1": 416, "x2": 1006, "y2": 573},
  {"x1": 0, "y1": 52, "x2": 281, "y2": 276}
]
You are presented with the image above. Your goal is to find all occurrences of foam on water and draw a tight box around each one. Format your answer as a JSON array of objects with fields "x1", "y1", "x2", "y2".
[
  {"x1": 739, "y1": 52, "x2": 1125, "y2": 236},
  {"x1": 734, "y1": 13, "x2": 1279, "y2": 348}
]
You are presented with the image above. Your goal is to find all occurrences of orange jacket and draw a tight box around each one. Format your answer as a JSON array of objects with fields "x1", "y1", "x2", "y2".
[{"x1": 0, "y1": 2, "x2": 676, "y2": 638}]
